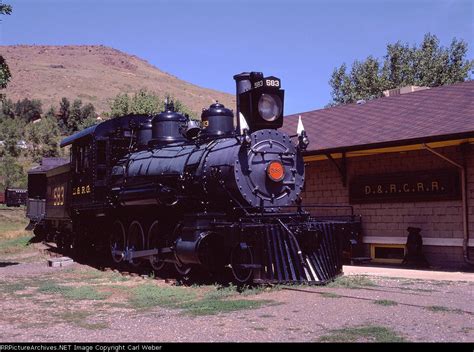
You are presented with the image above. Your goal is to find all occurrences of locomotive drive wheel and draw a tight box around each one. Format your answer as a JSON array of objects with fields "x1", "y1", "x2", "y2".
[
  {"x1": 147, "y1": 220, "x2": 168, "y2": 275},
  {"x1": 110, "y1": 220, "x2": 126, "y2": 264},
  {"x1": 127, "y1": 221, "x2": 145, "y2": 267},
  {"x1": 231, "y1": 243, "x2": 254, "y2": 284}
]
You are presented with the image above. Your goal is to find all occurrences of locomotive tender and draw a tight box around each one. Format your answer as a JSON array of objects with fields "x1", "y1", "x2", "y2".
[{"x1": 27, "y1": 72, "x2": 353, "y2": 284}]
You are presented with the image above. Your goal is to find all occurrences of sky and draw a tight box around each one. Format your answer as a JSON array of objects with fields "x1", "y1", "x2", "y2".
[{"x1": 0, "y1": 0, "x2": 472, "y2": 115}]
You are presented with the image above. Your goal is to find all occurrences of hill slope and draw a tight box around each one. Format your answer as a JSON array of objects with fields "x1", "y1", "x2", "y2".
[{"x1": 0, "y1": 45, "x2": 235, "y2": 114}]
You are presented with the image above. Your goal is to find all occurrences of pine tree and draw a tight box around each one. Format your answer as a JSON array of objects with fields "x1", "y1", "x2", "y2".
[{"x1": 58, "y1": 97, "x2": 71, "y2": 133}]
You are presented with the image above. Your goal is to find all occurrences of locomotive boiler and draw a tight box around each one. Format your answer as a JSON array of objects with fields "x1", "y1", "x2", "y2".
[{"x1": 26, "y1": 72, "x2": 356, "y2": 284}]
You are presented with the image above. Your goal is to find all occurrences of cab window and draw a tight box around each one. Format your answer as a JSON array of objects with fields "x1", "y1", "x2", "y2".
[{"x1": 74, "y1": 144, "x2": 91, "y2": 173}]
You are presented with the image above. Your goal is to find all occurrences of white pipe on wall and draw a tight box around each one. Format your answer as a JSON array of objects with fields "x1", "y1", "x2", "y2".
[{"x1": 422, "y1": 144, "x2": 474, "y2": 265}]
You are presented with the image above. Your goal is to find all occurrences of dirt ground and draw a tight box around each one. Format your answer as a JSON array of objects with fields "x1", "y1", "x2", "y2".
[{"x1": 0, "y1": 240, "x2": 473, "y2": 343}]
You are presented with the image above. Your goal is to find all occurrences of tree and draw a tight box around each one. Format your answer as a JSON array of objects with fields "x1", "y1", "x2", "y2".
[
  {"x1": 0, "y1": 2, "x2": 12, "y2": 93},
  {"x1": 110, "y1": 89, "x2": 161, "y2": 116},
  {"x1": 26, "y1": 115, "x2": 60, "y2": 162},
  {"x1": 69, "y1": 99, "x2": 83, "y2": 133},
  {"x1": 14, "y1": 98, "x2": 42, "y2": 122},
  {"x1": 78, "y1": 116, "x2": 98, "y2": 130},
  {"x1": 0, "y1": 154, "x2": 26, "y2": 190},
  {"x1": 0, "y1": 117, "x2": 25, "y2": 157},
  {"x1": 130, "y1": 89, "x2": 161, "y2": 115},
  {"x1": 109, "y1": 90, "x2": 197, "y2": 119},
  {"x1": 0, "y1": 56, "x2": 11, "y2": 91},
  {"x1": 329, "y1": 33, "x2": 474, "y2": 105},
  {"x1": 109, "y1": 93, "x2": 131, "y2": 117},
  {"x1": 0, "y1": 98, "x2": 14, "y2": 120},
  {"x1": 67, "y1": 99, "x2": 96, "y2": 133},
  {"x1": 0, "y1": 2, "x2": 12, "y2": 15},
  {"x1": 58, "y1": 97, "x2": 71, "y2": 133}
]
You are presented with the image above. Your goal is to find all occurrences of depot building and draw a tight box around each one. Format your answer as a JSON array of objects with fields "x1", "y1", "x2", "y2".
[{"x1": 283, "y1": 81, "x2": 474, "y2": 269}]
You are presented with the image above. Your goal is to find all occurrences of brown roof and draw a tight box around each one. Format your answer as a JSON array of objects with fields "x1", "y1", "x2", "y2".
[{"x1": 282, "y1": 81, "x2": 474, "y2": 154}]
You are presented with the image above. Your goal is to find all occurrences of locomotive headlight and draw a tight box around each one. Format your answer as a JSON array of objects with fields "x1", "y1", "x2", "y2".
[{"x1": 258, "y1": 94, "x2": 282, "y2": 122}]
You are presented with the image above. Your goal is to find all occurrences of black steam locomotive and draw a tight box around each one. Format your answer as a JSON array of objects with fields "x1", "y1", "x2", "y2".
[{"x1": 26, "y1": 72, "x2": 354, "y2": 284}]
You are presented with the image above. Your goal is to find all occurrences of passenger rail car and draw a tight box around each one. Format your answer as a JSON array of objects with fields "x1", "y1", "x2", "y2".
[{"x1": 5, "y1": 188, "x2": 27, "y2": 207}]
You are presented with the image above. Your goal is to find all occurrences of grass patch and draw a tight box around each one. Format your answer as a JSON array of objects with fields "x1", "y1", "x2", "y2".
[
  {"x1": 128, "y1": 283, "x2": 273, "y2": 316},
  {"x1": 373, "y1": 300, "x2": 398, "y2": 306},
  {"x1": 181, "y1": 298, "x2": 269, "y2": 316},
  {"x1": 0, "y1": 281, "x2": 29, "y2": 295},
  {"x1": 318, "y1": 325, "x2": 406, "y2": 342},
  {"x1": 103, "y1": 302, "x2": 131, "y2": 309},
  {"x1": 63, "y1": 286, "x2": 111, "y2": 300},
  {"x1": 37, "y1": 281, "x2": 110, "y2": 300},
  {"x1": 425, "y1": 305, "x2": 463, "y2": 314},
  {"x1": 413, "y1": 288, "x2": 436, "y2": 292},
  {"x1": 0, "y1": 235, "x2": 33, "y2": 254},
  {"x1": 239, "y1": 284, "x2": 281, "y2": 296},
  {"x1": 203, "y1": 285, "x2": 240, "y2": 300},
  {"x1": 107, "y1": 273, "x2": 131, "y2": 283},
  {"x1": 327, "y1": 275, "x2": 376, "y2": 289},
  {"x1": 252, "y1": 327, "x2": 268, "y2": 331},
  {"x1": 320, "y1": 292, "x2": 342, "y2": 299},
  {"x1": 129, "y1": 284, "x2": 197, "y2": 309},
  {"x1": 0, "y1": 207, "x2": 30, "y2": 244},
  {"x1": 56, "y1": 311, "x2": 109, "y2": 330},
  {"x1": 400, "y1": 280, "x2": 416, "y2": 286},
  {"x1": 287, "y1": 327, "x2": 302, "y2": 332},
  {"x1": 430, "y1": 281, "x2": 451, "y2": 286},
  {"x1": 259, "y1": 314, "x2": 275, "y2": 318},
  {"x1": 202, "y1": 284, "x2": 280, "y2": 299}
]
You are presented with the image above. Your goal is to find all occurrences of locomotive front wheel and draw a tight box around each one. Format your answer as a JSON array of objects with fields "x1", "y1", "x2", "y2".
[
  {"x1": 174, "y1": 260, "x2": 193, "y2": 277},
  {"x1": 147, "y1": 220, "x2": 167, "y2": 274},
  {"x1": 110, "y1": 221, "x2": 126, "y2": 264},
  {"x1": 230, "y1": 243, "x2": 254, "y2": 284},
  {"x1": 174, "y1": 260, "x2": 203, "y2": 283},
  {"x1": 127, "y1": 221, "x2": 145, "y2": 267}
]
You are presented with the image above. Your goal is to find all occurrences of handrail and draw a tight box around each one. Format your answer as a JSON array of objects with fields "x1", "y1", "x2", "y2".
[{"x1": 233, "y1": 203, "x2": 355, "y2": 216}]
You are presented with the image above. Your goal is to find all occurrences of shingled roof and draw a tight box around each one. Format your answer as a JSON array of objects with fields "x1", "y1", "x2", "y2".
[{"x1": 282, "y1": 80, "x2": 474, "y2": 154}]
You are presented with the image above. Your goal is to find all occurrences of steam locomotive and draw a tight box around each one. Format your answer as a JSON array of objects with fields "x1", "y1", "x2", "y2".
[{"x1": 26, "y1": 72, "x2": 355, "y2": 284}]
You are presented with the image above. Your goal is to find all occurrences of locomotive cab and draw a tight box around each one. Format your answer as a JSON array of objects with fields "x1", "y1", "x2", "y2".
[{"x1": 60, "y1": 115, "x2": 152, "y2": 209}]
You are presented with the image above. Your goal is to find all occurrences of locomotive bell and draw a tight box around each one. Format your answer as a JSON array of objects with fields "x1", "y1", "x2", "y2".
[
  {"x1": 151, "y1": 105, "x2": 187, "y2": 144},
  {"x1": 185, "y1": 119, "x2": 201, "y2": 139},
  {"x1": 201, "y1": 102, "x2": 234, "y2": 138},
  {"x1": 234, "y1": 72, "x2": 284, "y2": 133}
]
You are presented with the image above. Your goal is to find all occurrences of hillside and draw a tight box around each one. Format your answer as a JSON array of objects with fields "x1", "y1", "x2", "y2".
[{"x1": 0, "y1": 45, "x2": 235, "y2": 115}]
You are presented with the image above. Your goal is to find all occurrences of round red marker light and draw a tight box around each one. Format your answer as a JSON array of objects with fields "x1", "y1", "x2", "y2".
[{"x1": 267, "y1": 161, "x2": 285, "y2": 182}]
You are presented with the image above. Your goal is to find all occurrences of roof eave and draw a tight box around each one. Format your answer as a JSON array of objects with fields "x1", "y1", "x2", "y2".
[{"x1": 303, "y1": 131, "x2": 474, "y2": 156}]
